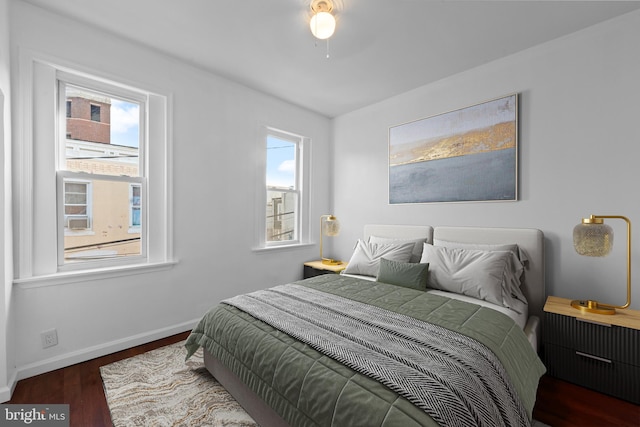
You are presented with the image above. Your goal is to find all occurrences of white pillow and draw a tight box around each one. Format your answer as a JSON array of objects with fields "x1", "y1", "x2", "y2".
[
  {"x1": 343, "y1": 240, "x2": 415, "y2": 277},
  {"x1": 368, "y1": 235, "x2": 428, "y2": 263},
  {"x1": 420, "y1": 243, "x2": 526, "y2": 311}
]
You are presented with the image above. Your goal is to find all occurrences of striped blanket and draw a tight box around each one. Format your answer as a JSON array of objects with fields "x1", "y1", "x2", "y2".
[{"x1": 223, "y1": 284, "x2": 530, "y2": 427}]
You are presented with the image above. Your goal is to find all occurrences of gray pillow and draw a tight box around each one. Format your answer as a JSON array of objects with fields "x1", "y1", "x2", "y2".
[
  {"x1": 369, "y1": 236, "x2": 429, "y2": 263},
  {"x1": 430, "y1": 240, "x2": 529, "y2": 311},
  {"x1": 376, "y1": 258, "x2": 429, "y2": 290},
  {"x1": 420, "y1": 243, "x2": 517, "y2": 308},
  {"x1": 343, "y1": 240, "x2": 414, "y2": 277}
]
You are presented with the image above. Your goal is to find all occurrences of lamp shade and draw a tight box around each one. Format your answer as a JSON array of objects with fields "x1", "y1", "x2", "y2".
[
  {"x1": 322, "y1": 215, "x2": 340, "y2": 236},
  {"x1": 570, "y1": 214, "x2": 632, "y2": 315},
  {"x1": 310, "y1": 11, "x2": 336, "y2": 39},
  {"x1": 573, "y1": 218, "x2": 613, "y2": 257}
]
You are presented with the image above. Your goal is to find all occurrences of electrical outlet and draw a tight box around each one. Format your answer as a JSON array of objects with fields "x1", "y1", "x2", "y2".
[{"x1": 41, "y1": 329, "x2": 58, "y2": 349}]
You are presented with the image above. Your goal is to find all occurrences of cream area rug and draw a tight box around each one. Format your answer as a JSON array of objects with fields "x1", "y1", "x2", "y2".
[
  {"x1": 100, "y1": 341, "x2": 258, "y2": 427},
  {"x1": 101, "y1": 340, "x2": 551, "y2": 427}
]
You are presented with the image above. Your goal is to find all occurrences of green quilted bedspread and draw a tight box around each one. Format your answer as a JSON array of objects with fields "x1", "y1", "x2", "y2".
[{"x1": 185, "y1": 274, "x2": 546, "y2": 427}]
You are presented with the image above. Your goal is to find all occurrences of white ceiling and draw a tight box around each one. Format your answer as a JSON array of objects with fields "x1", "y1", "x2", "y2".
[{"x1": 21, "y1": 0, "x2": 640, "y2": 117}]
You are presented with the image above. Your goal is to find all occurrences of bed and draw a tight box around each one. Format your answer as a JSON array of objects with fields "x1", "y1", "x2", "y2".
[{"x1": 185, "y1": 225, "x2": 546, "y2": 427}]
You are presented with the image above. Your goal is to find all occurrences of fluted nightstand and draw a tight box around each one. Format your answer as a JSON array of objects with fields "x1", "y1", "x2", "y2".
[
  {"x1": 303, "y1": 260, "x2": 347, "y2": 279},
  {"x1": 543, "y1": 296, "x2": 640, "y2": 404}
]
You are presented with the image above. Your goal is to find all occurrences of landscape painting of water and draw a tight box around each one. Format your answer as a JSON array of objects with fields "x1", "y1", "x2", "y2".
[{"x1": 389, "y1": 94, "x2": 518, "y2": 204}]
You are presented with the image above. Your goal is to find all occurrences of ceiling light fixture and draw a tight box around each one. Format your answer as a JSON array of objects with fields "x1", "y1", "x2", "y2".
[{"x1": 310, "y1": 0, "x2": 336, "y2": 40}]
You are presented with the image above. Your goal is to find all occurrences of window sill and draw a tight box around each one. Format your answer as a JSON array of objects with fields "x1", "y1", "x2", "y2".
[
  {"x1": 13, "y1": 260, "x2": 178, "y2": 289},
  {"x1": 64, "y1": 230, "x2": 96, "y2": 237},
  {"x1": 252, "y1": 242, "x2": 314, "y2": 253}
]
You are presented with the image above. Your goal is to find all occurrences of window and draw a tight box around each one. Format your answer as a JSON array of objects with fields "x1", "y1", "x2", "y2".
[
  {"x1": 260, "y1": 128, "x2": 310, "y2": 248},
  {"x1": 266, "y1": 136, "x2": 297, "y2": 242},
  {"x1": 130, "y1": 184, "x2": 141, "y2": 229},
  {"x1": 63, "y1": 180, "x2": 91, "y2": 231},
  {"x1": 58, "y1": 82, "x2": 143, "y2": 265},
  {"x1": 90, "y1": 104, "x2": 100, "y2": 121},
  {"x1": 15, "y1": 58, "x2": 173, "y2": 282}
]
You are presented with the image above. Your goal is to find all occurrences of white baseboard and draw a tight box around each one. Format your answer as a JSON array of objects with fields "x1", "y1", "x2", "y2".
[
  {"x1": 0, "y1": 370, "x2": 18, "y2": 403},
  {"x1": 2, "y1": 318, "x2": 200, "y2": 402}
]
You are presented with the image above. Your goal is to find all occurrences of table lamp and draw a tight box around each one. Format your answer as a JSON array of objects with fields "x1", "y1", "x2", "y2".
[
  {"x1": 320, "y1": 214, "x2": 341, "y2": 265},
  {"x1": 572, "y1": 215, "x2": 632, "y2": 315}
]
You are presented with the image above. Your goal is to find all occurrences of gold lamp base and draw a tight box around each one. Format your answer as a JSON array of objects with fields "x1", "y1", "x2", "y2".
[
  {"x1": 571, "y1": 299, "x2": 616, "y2": 315},
  {"x1": 322, "y1": 258, "x2": 342, "y2": 265}
]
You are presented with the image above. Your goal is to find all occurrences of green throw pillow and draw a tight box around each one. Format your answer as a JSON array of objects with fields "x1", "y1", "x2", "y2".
[{"x1": 376, "y1": 258, "x2": 429, "y2": 291}]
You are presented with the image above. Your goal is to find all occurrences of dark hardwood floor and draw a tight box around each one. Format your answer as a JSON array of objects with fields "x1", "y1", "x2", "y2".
[
  {"x1": 7, "y1": 332, "x2": 640, "y2": 427},
  {"x1": 8, "y1": 331, "x2": 190, "y2": 427},
  {"x1": 533, "y1": 375, "x2": 640, "y2": 427}
]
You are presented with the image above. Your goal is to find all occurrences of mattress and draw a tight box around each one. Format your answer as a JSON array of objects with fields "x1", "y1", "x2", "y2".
[{"x1": 186, "y1": 274, "x2": 546, "y2": 427}]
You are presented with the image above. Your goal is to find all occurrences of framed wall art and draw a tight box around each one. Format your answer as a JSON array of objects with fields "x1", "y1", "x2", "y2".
[{"x1": 389, "y1": 93, "x2": 518, "y2": 204}]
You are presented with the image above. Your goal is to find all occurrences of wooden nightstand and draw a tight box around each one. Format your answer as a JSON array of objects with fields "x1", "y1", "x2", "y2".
[
  {"x1": 543, "y1": 296, "x2": 640, "y2": 404},
  {"x1": 303, "y1": 260, "x2": 347, "y2": 279}
]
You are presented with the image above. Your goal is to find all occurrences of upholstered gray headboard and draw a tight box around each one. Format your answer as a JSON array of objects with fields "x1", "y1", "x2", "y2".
[{"x1": 363, "y1": 224, "x2": 433, "y2": 242}]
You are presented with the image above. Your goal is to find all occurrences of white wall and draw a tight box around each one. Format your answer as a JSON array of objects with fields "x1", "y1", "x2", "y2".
[
  {"x1": 5, "y1": 0, "x2": 640, "y2": 402},
  {"x1": 332, "y1": 10, "x2": 640, "y2": 310},
  {"x1": 0, "y1": 0, "x2": 15, "y2": 403},
  {"x1": 5, "y1": 0, "x2": 331, "y2": 391}
]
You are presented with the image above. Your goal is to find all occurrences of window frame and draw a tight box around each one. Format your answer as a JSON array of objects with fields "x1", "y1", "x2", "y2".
[
  {"x1": 256, "y1": 127, "x2": 311, "y2": 250},
  {"x1": 14, "y1": 55, "x2": 174, "y2": 285},
  {"x1": 55, "y1": 76, "x2": 147, "y2": 271},
  {"x1": 266, "y1": 134, "x2": 299, "y2": 245}
]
